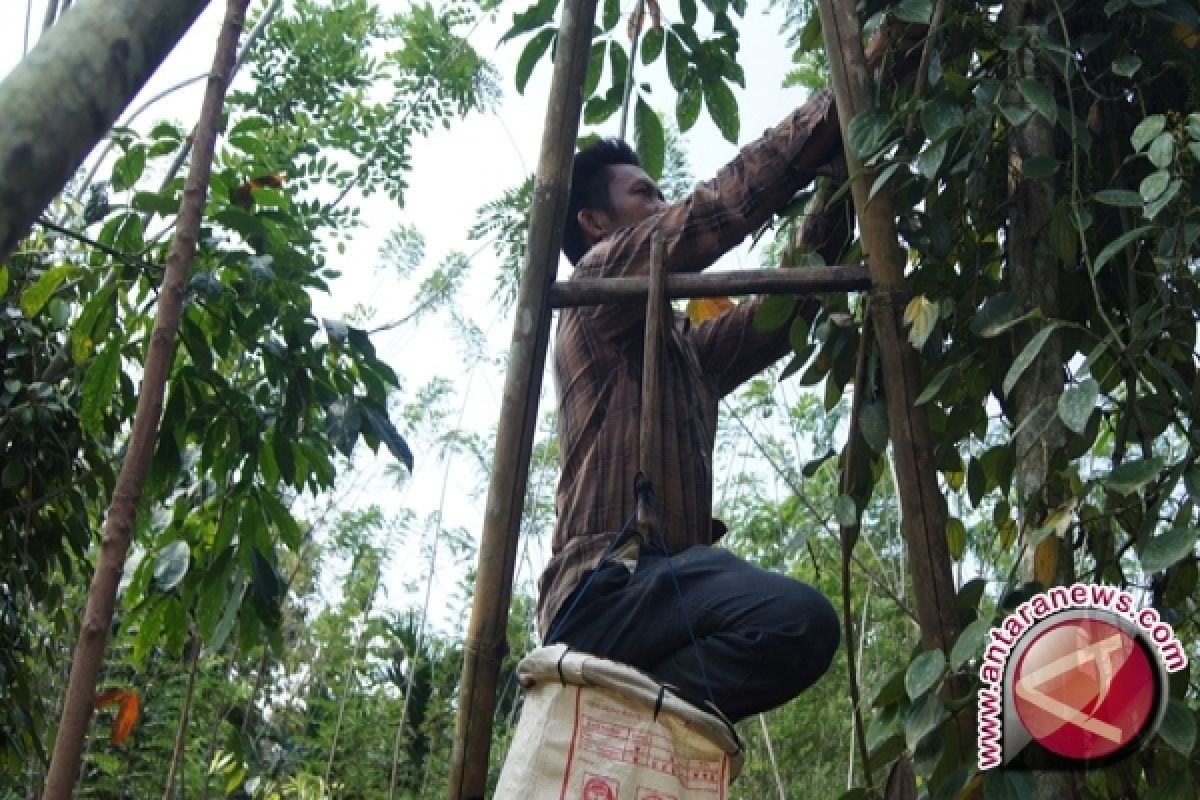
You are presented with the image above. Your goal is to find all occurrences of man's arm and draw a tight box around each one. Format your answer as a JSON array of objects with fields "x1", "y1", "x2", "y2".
[{"x1": 573, "y1": 90, "x2": 841, "y2": 338}]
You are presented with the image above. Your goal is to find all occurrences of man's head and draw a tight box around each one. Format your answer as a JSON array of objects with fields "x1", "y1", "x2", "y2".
[{"x1": 563, "y1": 138, "x2": 666, "y2": 265}]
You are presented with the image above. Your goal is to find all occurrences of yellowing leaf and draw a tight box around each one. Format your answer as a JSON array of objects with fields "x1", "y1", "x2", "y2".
[
  {"x1": 686, "y1": 296, "x2": 734, "y2": 325},
  {"x1": 94, "y1": 688, "x2": 140, "y2": 746},
  {"x1": 1033, "y1": 535, "x2": 1059, "y2": 587},
  {"x1": 112, "y1": 691, "x2": 140, "y2": 746},
  {"x1": 902, "y1": 295, "x2": 938, "y2": 350},
  {"x1": 1173, "y1": 24, "x2": 1200, "y2": 49}
]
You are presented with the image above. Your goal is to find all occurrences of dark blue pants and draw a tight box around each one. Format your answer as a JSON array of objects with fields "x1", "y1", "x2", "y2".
[{"x1": 547, "y1": 543, "x2": 840, "y2": 722}]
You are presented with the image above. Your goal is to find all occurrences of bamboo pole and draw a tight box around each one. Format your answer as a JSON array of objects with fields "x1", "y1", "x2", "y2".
[
  {"x1": 637, "y1": 234, "x2": 667, "y2": 536},
  {"x1": 41, "y1": 2, "x2": 249, "y2": 795},
  {"x1": 814, "y1": 0, "x2": 961, "y2": 662},
  {"x1": 446, "y1": 1, "x2": 599, "y2": 796},
  {"x1": 0, "y1": 0, "x2": 212, "y2": 262},
  {"x1": 549, "y1": 264, "x2": 870, "y2": 306}
]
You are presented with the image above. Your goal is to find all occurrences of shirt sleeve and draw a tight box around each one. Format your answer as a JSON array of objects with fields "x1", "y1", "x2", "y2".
[
  {"x1": 688, "y1": 295, "x2": 818, "y2": 397},
  {"x1": 572, "y1": 89, "x2": 839, "y2": 341}
]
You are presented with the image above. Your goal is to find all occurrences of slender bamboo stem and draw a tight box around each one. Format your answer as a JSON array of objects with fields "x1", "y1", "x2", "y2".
[
  {"x1": 550, "y1": 265, "x2": 870, "y2": 306},
  {"x1": 162, "y1": 633, "x2": 202, "y2": 800},
  {"x1": 41, "y1": 4, "x2": 250, "y2": 795}
]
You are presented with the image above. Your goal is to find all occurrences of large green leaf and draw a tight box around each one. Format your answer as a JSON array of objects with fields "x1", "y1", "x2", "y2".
[
  {"x1": 1131, "y1": 114, "x2": 1166, "y2": 152},
  {"x1": 1002, "y1": 323, "x2": 1061, "y2": 397},
  {"x1": 950, "y1": 617, "x2": 991, "y2": 668},
  {"x1": 703, "y1": 78, "x2": 739, "y2": 143},
  {"x1": 641, "y1": 26, "x2": 664, "y2": 64},
  {"x1": 905, "y1": 649, "x2": 946, "y2": 700},
  {"x1": 153, "y1": 541, "x2": 191, "y2": 592},
  {"x1": 1058, "y1": 378, "x2": 1098, "y2": 434},
  {"x1": 903, "y1": 692, "x2": 945, "y2": 751},
  {"x1": 1093, "y1": 225, "x2": 1153, "y2": 274},
  {"x1": 1107, "y1": 456, "x2": 1164, "y2": 494},
  {"x1": 361, "y1": 401, "x2": 414, "y2": 472},
  {"x1": 848, "y1": 110, "x2": 891, "y2": 158},
  {"x1": 1017, "y1": 78, "x2": 1057, "y2": 123},
  {"x1": 969, "y1": 292, "x2": 1022, "y2": 337},
  {"x1": 81, "y1": 334, "x2": 123, "y2": 437},
  {"x1": 676, "y1": 81, "x2": 702, "y2": 132},
  {"x1": 893, "y1": 0, "x2": 933, "y2": 23},
  {"x1": 19, "y1": 264, "x2": 79, "y2": 318},
  {"x1": 500, "y1": 0, "x2": 558, "y2": 43},
  {"x1": 634, "y1": 97, "x2": 665, "y2": 181},
  {"x1": 1140, "y1": 525, "x2": 1197, "y2": 572},
  {"x1": 665, "y1": 32, "x2": 689, "y2": 90},
  {"x1": 515, "y1": 27, "x2": 555, "y2": 94}
]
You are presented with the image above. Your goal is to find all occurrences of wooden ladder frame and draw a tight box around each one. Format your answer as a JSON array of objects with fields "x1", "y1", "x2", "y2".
[{"x1": 446, "y1": 0, "x2": 960, "y2": 796}]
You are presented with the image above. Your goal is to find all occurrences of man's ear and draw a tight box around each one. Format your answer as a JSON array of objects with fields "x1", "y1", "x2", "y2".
[{"x1": 577, "y1": 208, "x2": 609, "y2": 242}]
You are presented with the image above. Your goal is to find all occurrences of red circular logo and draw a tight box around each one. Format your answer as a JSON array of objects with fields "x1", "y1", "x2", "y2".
[{"x1": 1012, "y1": 617, "x2": 1156, "y2": 760}]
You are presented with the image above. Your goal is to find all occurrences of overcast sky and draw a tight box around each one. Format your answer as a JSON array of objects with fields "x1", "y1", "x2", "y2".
[{"x1": 2, "y1": 0, "x2": 810, "y2": 631}]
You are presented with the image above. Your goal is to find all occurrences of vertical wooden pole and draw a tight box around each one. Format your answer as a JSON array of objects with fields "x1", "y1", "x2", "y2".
[
  {"x1": 446, "y1": 1, "x2": 598, "y2": 797},
  {"x1": 637, "y1": 234, "x2": 666, "y2": 536},
  {"x1": 814, "y1": 0, "x2": 961, "y2": 661}
]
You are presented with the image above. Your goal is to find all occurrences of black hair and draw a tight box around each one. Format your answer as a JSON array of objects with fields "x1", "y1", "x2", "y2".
[{"x1": 562, "y1": 138, "x2": 641, "y2": 265}]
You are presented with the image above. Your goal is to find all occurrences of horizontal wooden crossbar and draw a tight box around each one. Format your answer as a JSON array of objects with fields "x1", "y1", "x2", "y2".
[{"x1": 548, "y1": 265, "x2": 871, "y2": 307}]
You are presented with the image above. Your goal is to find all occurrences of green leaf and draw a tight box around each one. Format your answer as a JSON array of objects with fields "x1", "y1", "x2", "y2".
[
  {"x1": 361, "y1": 401, "x2": 414, "y2": 472},
  {"x1": 1140, "y1": 525, "x2": 1197, "y2": 572},
  {"x1": 1148, "y1": 132, "x2": 1175, "y2": 169},
  {"x1": 601, "y1": 0, "x2": 619, "y2": 30},
  {"x1": 906, "y1": 650, "x2": 946, "y2": 700},
  {"x1": 983, "y1": 771, "x2": 1036, "y2": 800},
  {"x1": 946, "y1": 516, "x2": 966, "y2": 560},
  {"x1": 641, "y1": 27, "x2": 664, "y2": 64},
  {"x1": 903, "y1": 693, "x2": 945, "y2": 751},
  {"x1": 515, "y1": 28, "x2": 555, "y2": 94},
  {"x1": 970, "y1": 291, "x2": 1021, "y2": 337},
  {"x1": 500, "y1": 0, "x2": 558, "y2": 43},
  {"x1": 676, "y1": 82, "x2": 702, "y2": 132},
  {"x1": 916, "y1": 364, "x2": 955, "y2": 405},
  {"x1": 1131, "y1": 114, "x2": 1166, "y2": 152},
  {"x1": 951, "y1": 617, "x2": 991, "y2": 668},
  {"x1": 20, "y1": 264, "x2": 78, "y2": 318},
  {"x1": 893, "y1": 0, "x2": 933, "y2": 23},
  {"x1": 752, "y1": 294, "x2": 795, "y2": 332},
  {"x1": 1058, "y1": 378, "x2": 1098, "y2": 434},
  {"x1": 248, "y1": 548, "x2": 283, "y2": 629},
  {"x1": 1, "y1": 461, "x2": 25, "y2": 489},
  {"x1": 680, "y1": 0, "x2": 697, "y2": 26},
  {"x1": 1002, "y1": 323, "x2": 1061, "y2": 397},
  {"x1": 1140, "y1": 169, "x2": 1171, "y2": 201},
  {"x1": 869, "y1": 162, "x2": 904, "y2": 201},
  {"x1": 634, "y1": 97, "x2": 665, "y2": 181},
  {"x1": 131, "y1": 190, "x2": 179, "y2": 217},
  {"x1": 1106, "y1": 456, "x2": 1165, "y2": 494},
  {"x1": 848, "y1": 110, "x2": 891, "y2": 158},
  {"x1": 1093, "y1": 225, "x2": 1153, "y2": 274},
  {"x1": 1144, "y1": 178, "x2": 1181, "y2": 219},
  {"x1": 1022, "y1": 154, "x2": 1059, "y2": 178},
  {"x1": 81, "y1": 335, "x2": 123, "y2": 436},
  {"x1": 1017, "y1": 78, "x2": 1057, "y2": 123},
  {"x1": 1111, "y1": 55, "x2": 1142, "y2": 76},
  {"x1": 703, "y1": 79, "x2": 739, "y2": 143},
  {"x1": 1094, "y1": 189, "x2": 1143, "y2": 207},
  {"x1": 665, "y1": 32, "x2": 689, "y2": 90},
  {"x1": 584, "y1": 40, "x2": 605, "y2": 97},
  {"x1": 210, "y1": 577, "x2": 245, "y2": 653},
  {"x1": 860, "y1": 400, "x2": 889, "y2": 454},
  {"x1": 920, "y1": 98, "x2": 964, "y2": 141},
  {"x1": 153, "y1": 541, "x2": 191, "y2": 592},
  {"x1": 260, "y1": 489, "x2": 301, "y2": 550},
  {"x1": 0, "y1": 265, "x2": 7, "y2": 296},
  {"x1": 1159, "y1": 697, "x2": 1196, "y2": 755},
  {"x1": 111, "y1": 145, "x2": 146, "y2": 191},
  {"x1": 833, "y1": 494, "x2": 857, "y2": 527},
  {"x1": 998, "y1": 105, "x2": 1032, "y2": 127}
]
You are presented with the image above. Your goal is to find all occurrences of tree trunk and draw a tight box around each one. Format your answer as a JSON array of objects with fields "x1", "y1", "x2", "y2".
[
  {"x1": 1000, "y1": 2, "x2": 1077, "y2": 797},
  {"x1": 0, "y1": 0, "x2": 212, "y2": 262},
  {"x1": 41, "y1": 2, "x2": 249, "y2": 796}
]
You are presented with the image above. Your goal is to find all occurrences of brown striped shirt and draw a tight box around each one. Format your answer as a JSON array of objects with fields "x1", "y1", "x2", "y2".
[{"x1": 537, "y1": 90, "x2": 840, "y2": 638}]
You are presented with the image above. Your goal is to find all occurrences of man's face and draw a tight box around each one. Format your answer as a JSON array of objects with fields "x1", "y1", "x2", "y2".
[{"x1": 579, "y1": 163, "x2": 666, "y2": 247}]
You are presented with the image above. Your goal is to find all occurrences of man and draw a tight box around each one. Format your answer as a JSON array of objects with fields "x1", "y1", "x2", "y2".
[{"x1": 536, "y1": 87, "x2": 847, "y2": 723}]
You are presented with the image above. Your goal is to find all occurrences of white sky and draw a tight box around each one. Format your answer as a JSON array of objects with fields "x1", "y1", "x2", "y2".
[{"x1": 1, "y1": 0, "x2": 811, "y2": 633}]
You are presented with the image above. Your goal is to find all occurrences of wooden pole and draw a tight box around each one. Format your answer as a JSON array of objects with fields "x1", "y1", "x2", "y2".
[
  {"x1": 637, "y1": 234, "x2": 667, "y2": 536},
  {"x1": 446, "y1": 1, "x2": 598, "y2": 797},
  {"x1": 41, "y1": 2, "x2": 248, "y2": 796},
  {"x1": 814, "y1": 0, "x2": 961, "y2": 660},
  {"x1": 549, "y1": 264, "x2": 870, "y2": 307},
  {"x1": 0, "y1": 0, "x2": 212, "y2": 262}
]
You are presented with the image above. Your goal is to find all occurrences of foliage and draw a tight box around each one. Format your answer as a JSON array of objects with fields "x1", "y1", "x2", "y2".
[{"x1": 0, "y1": 0, "x2": 498, "y2": 778}]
